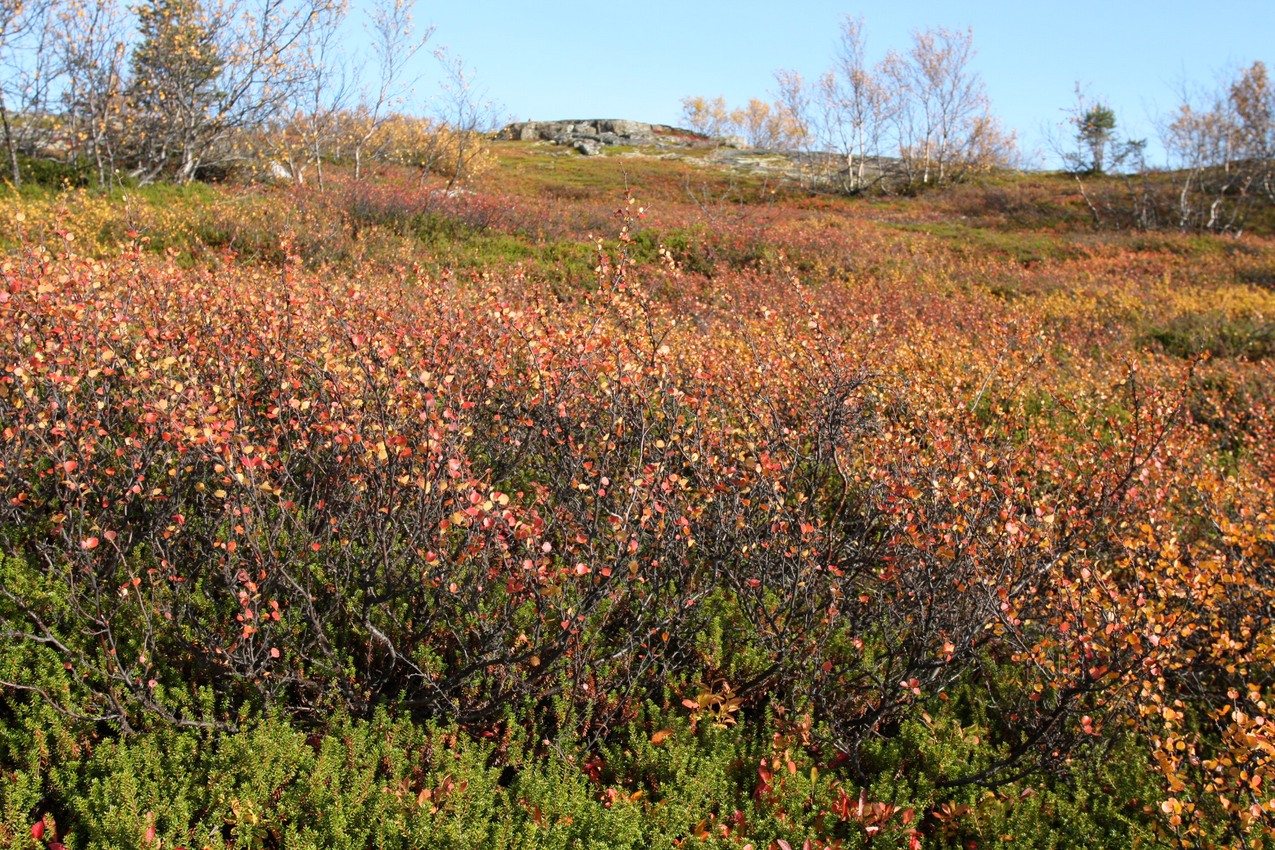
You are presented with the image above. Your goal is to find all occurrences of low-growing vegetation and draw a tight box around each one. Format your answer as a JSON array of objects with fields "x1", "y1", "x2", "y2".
[
  {"x1": 1, "y1": 144, "x2": 1273, "y2": 849},
  {"x1": 2, "y1": 0, "x2": 1274, "y2": 843}
]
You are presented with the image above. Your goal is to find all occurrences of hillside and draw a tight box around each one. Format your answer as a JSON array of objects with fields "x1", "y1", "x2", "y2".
[
  {"x1": 494, "y1": 118, "x2": 902, "y2": 188},
  {"x1": 2, "y1": 146, "x2": 1274, "y2": 849}
]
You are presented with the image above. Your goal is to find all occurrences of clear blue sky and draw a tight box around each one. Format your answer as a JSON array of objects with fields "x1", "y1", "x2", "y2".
[{"x1": 375, "y1": 0, "x2": 1274, "y2": 167}]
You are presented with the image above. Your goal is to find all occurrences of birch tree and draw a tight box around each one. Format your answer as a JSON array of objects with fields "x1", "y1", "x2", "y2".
[
  {"x1": 127, "y1": 0, "x2": 223, "y2": 181},
  {"x1": 771, "y1": 68, "x2": 812, "y2": 150},
  {"x1": 878, "y1": 26, "x2": 1013, "y2": 187},
  {"x1": 347, "y1": 0, "x2": 432, "y2": 180},
  {"x1": 125, "y1": 0, "x2": 338, "y2": 183},
  {"x1": 1165, "y1": 61, "x2": 1274, "y2": 233},
  {"x1": 430, "y1": 48, "x2": 499, "y2": 189},
  {"x1": 268, "y1": 0, "x2": 349, "y2": 186},
  {"x1": 680, "y1": 95, "x2": 732, "y2": 139},
  {"x1": 815, "y1": 15, "x2": 891, "y2": 192},
  {"x1": 1230, "y1": 61, "x2": 1274, "y2": 203},
  {"x1": 56, "y1": 0, "x2": 129, "y2": 185},
  {"x1": 0, "y1": 0, "x2": 58, "y2": 186}
]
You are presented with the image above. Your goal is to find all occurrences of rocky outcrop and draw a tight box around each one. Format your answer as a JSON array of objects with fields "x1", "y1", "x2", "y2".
[
  {"x1": 497, "y1": 119, "x2": 709, "y2": 154},
  {"x1": 497, "y1": 117, "x2": 900, "y2": 186}
]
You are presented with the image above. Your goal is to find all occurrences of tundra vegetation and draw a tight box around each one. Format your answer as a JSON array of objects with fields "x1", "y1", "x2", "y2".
[{"x1": 2, "y1": 4, "x2": 1275, "y2": 850}]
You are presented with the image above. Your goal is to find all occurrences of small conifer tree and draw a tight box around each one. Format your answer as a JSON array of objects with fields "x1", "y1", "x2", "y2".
[{"x1": 1077, "y1": 103, "x2": 1116, "y2": 174}]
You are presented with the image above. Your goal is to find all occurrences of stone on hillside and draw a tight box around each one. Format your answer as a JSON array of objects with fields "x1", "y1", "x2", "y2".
[
  {"x1": 265, "y1": 160, "x2": 294, "y2": 182},
  {"x1": 574, "y1": 139, "x2": 603, "y2": 156},
  {"x1": 498, "y1": 119, "x2": 706, "y2": 150},
  {"x1": 605, "y1": 120, "x2": 649, "y2": 139}
]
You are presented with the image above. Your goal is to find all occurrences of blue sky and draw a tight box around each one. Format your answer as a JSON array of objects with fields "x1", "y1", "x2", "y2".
[{"x1": 378, "y1": 0, "x2": 1273, "y2": 167}]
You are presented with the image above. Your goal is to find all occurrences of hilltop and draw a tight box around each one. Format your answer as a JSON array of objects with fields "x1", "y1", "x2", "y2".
[{"x1": 495, "y1": 117, "x2": 904, "y2": 189}]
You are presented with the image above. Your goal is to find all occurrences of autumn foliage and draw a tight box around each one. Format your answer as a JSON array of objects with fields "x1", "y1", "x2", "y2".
[{"x1": 1, "y1": 158, "x2": 1275, "y2": 848}]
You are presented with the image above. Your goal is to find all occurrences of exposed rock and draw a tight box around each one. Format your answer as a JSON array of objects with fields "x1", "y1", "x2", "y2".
[
  {"x1": 511, "y1": 123, "x2": 542, "y2": 142},
  {"x1": 497, "y1": 119, "x2": 710, "y2": 151},
  {"x1": 607, "y1": 119, "x2": 649, "y2": 138},
  {"x1": 497, "y1": 117, "x2": 903, "y2": 186},
  {"x1": 265, "y1": 160, "x2": 294, "y2": 183}
]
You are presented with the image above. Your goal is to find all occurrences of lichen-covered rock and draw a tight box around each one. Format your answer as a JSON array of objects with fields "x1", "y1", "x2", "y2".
[{"x1": 497, "y1": 119, "x2": 707, "y2": 149}]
